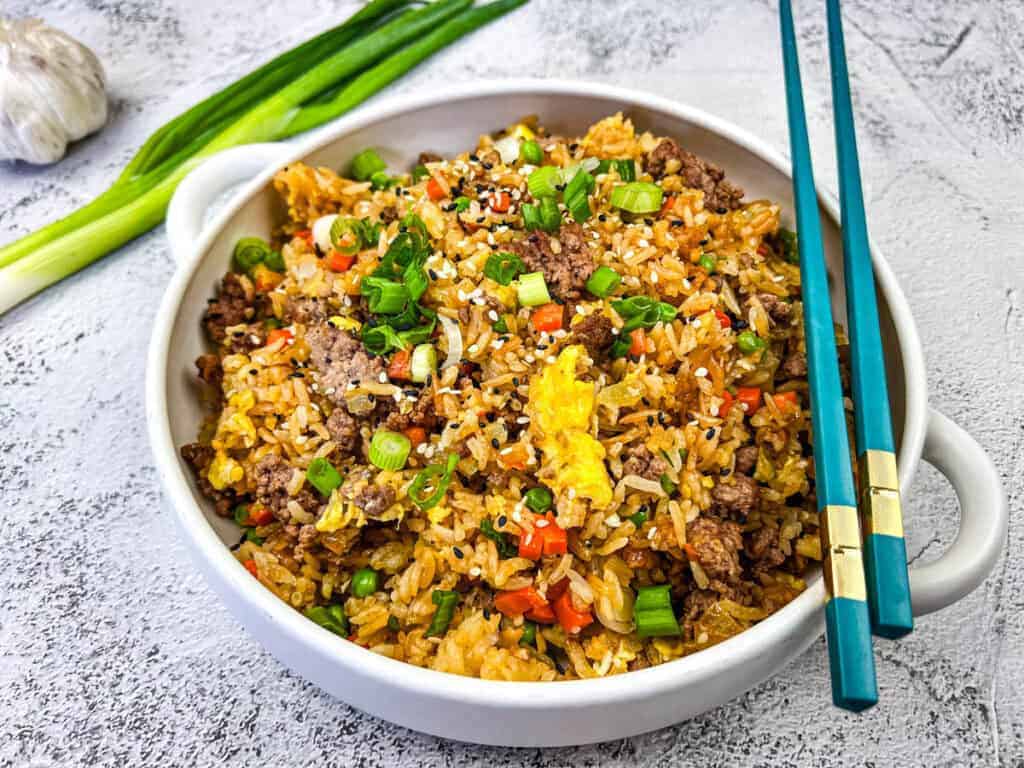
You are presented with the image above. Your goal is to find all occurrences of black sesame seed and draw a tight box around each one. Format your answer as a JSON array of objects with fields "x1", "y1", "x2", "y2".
[
  {"x1": 481, "y1": 162, "x2": 493, "y2": 170},
  {"x1": 249, "y1": 369, "x2": 258, "y2": 375},
  {"x1": 483, "y1": 609, "x2": 492, "y2": 620},
  {"x1": 537, "y1": 344, "x2": 548, "y2": 351},
  {"x1": 705, "y1": 428, "x2": 716, "y2": 439},
  {"x1": 647, "y1": 415, "x2": 655, "y2": 426},
  {"x1": 512, "y1": 377, "x2": 520, "y2": 386},
  {"x1": 598, "y1": 213, "x2": 607, "y2": 222},
  {"x1": 672, "y1": 219, "x2": 684, "y2": 227},
  {"x1": 733, "y1": 318, "x2": 749, "y2": 330},
  {"x1": 486, "y1": 412, "x2": 496, "y2": 423},
  {"x1": 469, "y1": 154, "x2": 480, "y2": 162},
  {"x1": 454, "y1": 547, "x2": 464, "y2": 559},
  {"x1": 497, "y1": 515, "x2": 507, "y2": 527},
  {"x1": 716, "y1": 207, "x2": 728, "y2": 214},
  {"x1": 476, "y1": 216, "x2": 486, "y2": 224},
  {"x1": 491, "y1": 438, "x2": 500, "y2": 449},
  {"x1": 428, "y1": 269, "x2": 438, "y2": 280},
  {"x1": 289, "y1": 372, "x2": 304, "y2": 379},
  {"x1": 569, "y1": 143, "x2": 579, "y2": 152},
  {"x1": 721, "y1": 468, "x2": 732, "y2": 476},
  {"x1": 700, "y1": 237, "x2": 710, "y2": 246}
]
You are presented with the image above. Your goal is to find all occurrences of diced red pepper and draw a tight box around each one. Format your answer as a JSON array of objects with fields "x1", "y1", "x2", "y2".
[
  {"x1": 552, "y1": 587, "x2": 593, "y2": 635},
  {"x1": 530, "y1": 303, "x2": 564, "y2": 333},
  {"x1": 518, "y1": 527, "x2": 544, "y2": 560},
  {"x1": 540, "y1": 513, "x2": 567, "y2": 555},
  {"x1": 719, "y1": 390, "x2": 734, "y2": 417},
  {"x1": 266, "y1": 328, "x2": 293, "y2": 347},
  {"x1": 774, "y1": 390, "x2": 799, "y2": 409},
  {"x1": 628, "y1": 328, "x2": 646, "y2": 357},
  {"x1": 488, "y1": 191, "x2": 511, "y2": 213},
  {"x1": 494, "y1": 586, "x2": 549, "y2": 617},
  {"x1": 659, "y1": 195, "x2": 676, "y2": 217},
  {"x1": 387, "y1": 349, "x2": 412, "y2": 381},
  {"x1": 295, "y1": 229, "x2": 313, "y2": 246},
  {"x1": 736, "y1": 386, "x2": 762, "y2": 414},
  {"x1": 243, "y1": 559, "x2": 258, "y2": 577},
  {"x1": 714, "y1": 309, "x2": 732, "y2": 328},
  {"x1": 499, "y1": 443, "x2": 529, "y2": 471},
  {"x1": 426, "y1": 176, "x2": 446, "y2": 201},
  {"x1": 403, "y1": 427, "x2": 427, "y2": 447},
  {"x1": 326, "y1": 250, "x2": 356, "y2": 272},
  {"x1": 526, "y1": 601, "x2": 557, "y2": 624},
  {"x1": 245, "y1": 505, "x2": 274, "y2": 527}
]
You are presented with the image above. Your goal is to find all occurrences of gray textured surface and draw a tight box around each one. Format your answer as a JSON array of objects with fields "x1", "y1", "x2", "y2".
[{"x1": 1, "y1": 1, "x2": 1020, "y2": 765}]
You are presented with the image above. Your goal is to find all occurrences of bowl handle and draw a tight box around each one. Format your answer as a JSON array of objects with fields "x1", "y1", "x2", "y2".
[
  {"x1": 908, "y1": 408, "x2": 1007, "y2": 615},
  {"x1": 165, "y1": 143, "x2": 290, "y2": 264}
]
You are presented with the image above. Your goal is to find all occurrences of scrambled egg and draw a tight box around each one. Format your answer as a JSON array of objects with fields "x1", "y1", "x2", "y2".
[
  {"x1": 527, "y1": 345, "x2": 612, "y2": 508},
  {"x1": 315, "y1": 489, "x2": 366, "y2": 533}
]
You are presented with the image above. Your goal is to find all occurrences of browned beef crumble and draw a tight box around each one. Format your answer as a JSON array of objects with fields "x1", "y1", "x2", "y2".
[
  {"x1": 508, "y1": 222, "x2": 595, "y2": 299},
  {"x1": 383, "y1": 394, "x2": 441, "y2": 433},
  {"x1": 195, "y1": 354, "x2": 222, "y2": 388},
  {"x1": 571, "y1": 313, "x2": 614, "y2": 360},
  {"x1": 287, "y1": 296, "x2": 330, "y2": 326},
  {"x1": 710, "y1": 474, "x2": 760, "y2": 518},
  {"x1": 203, "y1": 272, "x2": 253, "y2": 343},
  {"x1": 733, "y1": 444, "x2": 759, "y2": 476},
  {"x1": 778, "y1": 351, "x2": 808, "y2": 380},
  {"x1": 686, "y1": 516, "x2": 744, "y2": 585},
  {"x1": 621, "y1": 444, "x2": 669, "y2": 482},
  {"x1": 253, "y1": 453, "x2": 321, "y2": 522},
  {"x1": 745, "y1": 523, "x2": 787, "y2": 578},
  {"x1": 325, "y1": 407, "x2": 361, "y2": 457},
  {"x1": 645, "y1": 139, "x2": 744, "y2": 212},
  {"x1": 754, "y1": 293, "x2": 793, "y2": 324},
  {"x1": 306, "y1": 325, "x2": 385, "y2": 406},
  {"x1": 378, "y1": 205, "x2": 398, "y2": 224},
  {"x1": 353, "y1": 485, "x2": 397, "y2": 518}
]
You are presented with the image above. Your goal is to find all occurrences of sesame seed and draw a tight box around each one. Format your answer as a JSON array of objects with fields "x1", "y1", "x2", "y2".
[
  {"x1": 605, "y1": 514, "x2": 622, "y2": 528},
  {"x1": 468, "y1": 344, "x2": 479, "y2": 354},
  {"x1": 516, "y1": 416, "x2": 530, "y2": 424},
  {"x1": 611, "y1": 328, "x2": 620, "y2": 336},
  {"x1": 378, "y1": 372, "x2": 388, "y2": 383},
  {"x1": 512, "y1": 509, "x2": 522, "y2": 523},
  {"x1": 487, "y1": 310, "x2": 499, "y2": 322},
  {"x1": 706, "y1": 428, "x2": 716, "y2": 439},
  {"x1": 694, "y1": 367, "x2": 708, "y2": 377},
  {"x1": 497, "y1": 515, "x2": 507, "y2": 527},
  {"x1": 650, "y1": 271, "x2": 659, "y2": 284},
  {"x1": 469, "y1": 566, "x2": 482, "y2": 576},
  {"x1": 453, "y1": 547, "x2": 464, "y2": 559},
  {"x1": 576, "y1": 305, "x2": 585, "y2": 315},
  {"x1": 536, "y1": 519, "x2": 549, "y2": 528},
  {"x1": 647, "y1": 527, "x2": 657, "y2": 540},
  {"x1": 491, "y1": 438, "x2": 500, "y2": 449},
  {"x1": 638, "y1": 239, "x2": 649, "y2": 248},
  {"x1": 567, "y1": 488, "x2": 576, "y2": 499}
]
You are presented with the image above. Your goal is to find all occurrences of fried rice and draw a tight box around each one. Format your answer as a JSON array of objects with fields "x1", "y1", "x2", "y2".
[{"x1": 180, "y1": 113, "x2": 827, "y2": 681}]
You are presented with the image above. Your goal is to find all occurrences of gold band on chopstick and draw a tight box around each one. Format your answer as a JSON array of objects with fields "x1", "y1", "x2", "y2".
[
  {"x1": 858, "y1": 449, "x2": 904, "y2": 538},
  {"x1": 821, "y1": 504, "x2": 867, "y2": 602}
]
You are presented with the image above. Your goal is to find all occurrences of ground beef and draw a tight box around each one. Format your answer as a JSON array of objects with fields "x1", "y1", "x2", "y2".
[
  {"x1": 710, "y1": 474, "x2": 760, "y2": 518},
  {"x1": 686, "y1": 516, "x2": 743, "y2": 584},
  {"x1": 645, "y1": 139, "x2": 744, "y2": 212},
  {"x1": 621, "y1": 444, "x2": 669, "y2": 482},
  {"x1": 734, "y1": 444, "x2": 758, "y2": 476},
  {"x1": 378, "y1": 205, "x2": 398, "y2": 224},
  {"x1": 306, "y1": 325, "x2": 385, "y2": 405},
  {"x1": 195, "y1": 354, "x2": 222, "y2": 388},
  {"x1": 287, "y1": 296, "x2": 329, "y2": 326},
  {"x1": 203, "y1": 272, "x2": 254, "y2": 343},
  {"x1": 571, "y1": 313, "x2": 614, "y2": 360},
  {"x1": 326, "y1": 407, "x2": 361, "y2": 457},
  {"x1": 681, "y1": 588, "x2": 718, "y2": 638},
  {"x1": 621, "y1": 544, "x2": 658, "y2": 570},
  {"x1": 383, "y1": 394, "x2": 441, "y2": 433},
  {"x1": 756, "y1": 293, "x2": 793, "y2": 324},
  {"x1": 778, "y1": 351, "x2": 807, "y2": 380},
  {"x1": 508, "y1": 222, "x2": 595, "y2": 299},
  {"x1": 745, "y1": 523, "x2": 787, "y2": 577},
  {"x1": 180, "y1": 442, "x2": 235, "y2": 517},
  {"x1": 354, "y1": 485, "x2": 397, "y2": 518},
  {"x1": 418, "y1": 151, "x2": 442, "y2": 165},
  {"x1": 253, "y1": 453, "x2": 320, "y2": 522}
]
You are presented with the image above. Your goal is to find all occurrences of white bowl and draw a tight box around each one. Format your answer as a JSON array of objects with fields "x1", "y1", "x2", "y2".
[{"x1": 146, "y1": 80, "x2": 1007, "y2": 746}]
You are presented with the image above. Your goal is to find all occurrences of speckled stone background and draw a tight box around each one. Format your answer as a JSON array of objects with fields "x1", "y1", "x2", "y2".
[{"x1": 1, "y1": 1, "x2": 1021, "y2": 765}]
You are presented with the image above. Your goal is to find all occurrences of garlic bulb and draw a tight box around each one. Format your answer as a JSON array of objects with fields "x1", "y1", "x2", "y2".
[{"x1": 0, "y1": 18, "x2": 108, "y2": 164}]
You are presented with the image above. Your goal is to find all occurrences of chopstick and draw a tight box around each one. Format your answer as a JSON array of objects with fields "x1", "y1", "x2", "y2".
[
  {"x1": 778, "y1": 0, "x2": 878, "y2": 711},
  {"x1": 826, "y1": 0, "x2": 914, "y2": 640}
]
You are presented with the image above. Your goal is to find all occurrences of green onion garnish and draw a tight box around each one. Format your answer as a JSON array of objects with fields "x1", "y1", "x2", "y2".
[
  {"x1": 350, "y1": 148, "x2": 387, "y2": 181},
  {"x1": 516, "y1": 271, "x2": 551, "y2": 307},
  {"x1": 362, "y1": 323, "x2": 409, "y2": 355},
  {"x1": 634, "y1": 584, "x2": 680, "y2": 638},
  {"x1": 527, "y1": 165, "x2": 561, "y2": 199},
  {"x1": 595, "y1": 159, "x2": 636, "y2": 181},
  {"x1": 370, "y1": 170, "x2": 394, "y2": 190},
  {"x1": 388, "y1": 615, "x2": 401, "y2": 631},
  {"x1": 331, "y1": 217, "x2": 364, "y2": 255},
  {"x1": 698, "y1": 252, "x2": 717, "y2": 273},
  {"x1": 425, "y1": 589, "x2": 460, "y2": 637},
  {"x1": 233, "y1": 236, "x2": 272, "y2": 273},
  {"x1": 521, "y1": 202, "x2": 543, "y2": 231},
  {"x1": 245, "y1": 529, "x2": 264, "y2": 545},
  {"x1": 737, "y1": 331, "x2": 767, "y2": 355},
  {"x1": 610, "y1": 182, "x2": 663, "y2": 214},
  {"x1": 523, "y1": 486, "x2": 553, "y2": 513},
  {"x1": 410, "y1": 343, "x2": 437, "y2": 383},
  {"x1": 361, "y1": 276, "x2": 410, "y2": 315},
  {"x1": 627, "y1": 508, "x2": 648, "y2": 528},
  {"x1": 480, "y1": 519, "x2": 516, "y2": 558},
  {"x1": 492, "y1": 315, "x2": 509, "y2": 334},
  {"x1": 351, "y1": 567, "x2": 379, "y2": 598},
  {"x1": 483, "y1": 251, "x2": 526, "y2": 285},
  {"x1": 778, "y1": 228, "x2": 799, "y2": 263},
  {"x1": 611, "y1": 296, "x2": 678, "y2": 331},
  {"x1": 454, "y1": 195, "x2": 471, "y2": 212},
  {"x1": 409, "y1": 452, "x2": 459, "y2": 510},
  {"x1": 519, "y1": 139, "x2": 543, "y2": 165},
  {"x1": 306, "y1": 457, "x2": 342, "y2": 497},
  {"x1": 563, "y1": 168, "x2": 595, "y2": 223},
  {"x1": 412, "y1": 164, "x2": 431, "y2": 183},
  {"x1": 232, "y1": 504, "x2": 250, "y2": 526},
  {"x1": 305, "y1": 604, "x2": 349, "y2": 637},
  {"x1": 519, "y1": 621, "x2": 537, "y2": 647},
  {"x1": 585, "y1": 265, "x2": 621, "y2": 298},
  {"x1": 369, "y1": 430, "x2": 412, "y2": 471},
  {"x1": 264, "y1": 250, "x2": 285, "y2": 272},
  {"x1": 538, "y1": 197, "x2": 561, "y2": 232},
  {"x1": 659, "y1": 474, "x2": 677, "y2": 496}
]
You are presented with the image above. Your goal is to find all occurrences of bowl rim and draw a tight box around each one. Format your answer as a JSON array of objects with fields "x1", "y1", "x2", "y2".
[{"x1": 146, "y1": 77, "x2": 927, "y2": 708}]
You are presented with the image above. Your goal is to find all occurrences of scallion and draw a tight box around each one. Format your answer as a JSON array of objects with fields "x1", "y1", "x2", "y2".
[
  {"x1": 659, "y1": 474, "x2": 677, "y2": 496},
  {"x1": 627, "y1": 508, "x2": 648, "y2": 528},
  {"x1": 483, "y1": 251, "x2": 525, "y2": 285},
  {"x1": 778, "y1": 228, "x2": 799, "y2": 263},
  {"x1": 369, "y1": 430, "x2": 412, "y2": 471},
  {"x1": 516, "y1": 271, "x2": 551, "y2": 307},
  {"x1": 409, "y1": 452, "x2": 459, "y2": 510},
  {"x1": 595, "y1": 158, "x2": 635, "y2": 181},
  {"x1": 521, "y1": 202, "x2": 543, "y2": 231},
  {"x1": 492, "y1": 315, "x2": 509, "y2": 333},
  {"x1": 519, "y1": 621, "x2": 537, "y2": 647},
  {"x1": 527, "y1": 165, "x2": 561, "y2": 199},
  {"x1": 633, "y1": 584, "x2": 680, "y2": 639},
  {"x1": 609, "y1": 182, "x2": 663, "y2": 214},
  {"x1": 538, "y1": 197, "x2": 561, "y2": 232},
  {"x1": 425, "y1": 589, "x2": 460, "y2": 637},
  {"x1": 305, "y1": 604, "x2": 349, "y2": 637},
  {"x1": 410, "y1": 343, "x2": 437, "y2": 383},
  {"x1": 519, "y1": 139, "x2": 543, "y2": 165},
  {"x1": 412, "y1": 164, "x2": 431, "y2": 183},
  {"x1": 361, "y1": 276, "x2": 410, "y2": 315},
  {"x1": 331, "y1": 217, "x2": 365, "y2": 254},
  {"x1": 232, "y1": 504, "x2": 250, "y2": 526},
  {"x1": 585, "y1": 265, "x2": 621, "y2": 298},
  {"x1": 480, "y1": 519, "x2": 516, "y2": 558},
  {"x1": 611, "y1": 296, "x2": 678, "y2": 331},
  {"x1": 263, "y1": 249, "x2": 286, "y2": 272},
  {"x1": 351, "y1": 148, "x2": 387, "y2": 181},
  {"x1": 233, "y1": 237, "x2": 272, "y2": 273},
  {"x1": 306, "y1": 457, "x2": 342, "y2": 497},
  {"x1": 454, "y1": 195, "x2": 471, "y2": 212},
  {"x1": 351, "y1": 567, "x2": 379, "y2": 597}
]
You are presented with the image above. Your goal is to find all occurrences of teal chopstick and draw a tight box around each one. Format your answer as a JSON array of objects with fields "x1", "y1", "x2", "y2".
[
  {"x1": 826, "y1": 0, "x2": 913, "y2": 640},
  {"x1": 779, "y1": 0, "x2": 878, "y2": 712}
]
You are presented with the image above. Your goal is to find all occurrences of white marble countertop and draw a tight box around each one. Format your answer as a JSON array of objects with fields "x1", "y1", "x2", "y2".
[{"x1": 1, "y1": 1, "x2": 1020, "y2": 765}]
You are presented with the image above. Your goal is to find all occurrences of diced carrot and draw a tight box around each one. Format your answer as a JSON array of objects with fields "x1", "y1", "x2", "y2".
[
  {"x1": 295, "y1": 229, "x2": 313, "y2": 246},
  {"x1": 426, "y1": 177, "x2": 446, "y2": 201},
  {"x1": 245, "y1": 505, "x2": 274, "y2": 527},
  {"x1": 683, "y1": 543, "x2": 699, "y2": 562},
  {"x1": 714, "y1": 309, "x2": 732, "y2": 328},
  {"x1": 526, "y1": 602, "x2": 557, "y2": 624},
  {"x1": 541, "y1": 513, "x2": 567, "y2": 555},
  {"x1": 530, "y1": 303, "x2": 564, "y2": 333},
  {"x1": 387, "y1": 349, "x2": 412, "y2": 381},
  {"x1": 659, "y1": 196, "x2": 676, "y2": 217},
  {"x1": 403, "y1": 426, "x2": 427, "y2": 447},
  {"x1": 494, "y1": 586, "x2": 548, "y2": 617},
  {"x1": 628, "y1": 328, "x2": 646, "y2": 357},
  {"x1": 719, "y1": 390, "x2": 734, "y2": 417},
  {"x1": 253, "y1": 263, "x2": 283, "y2": 292},
  {"x1": 266, "y1": 328, "x2": 293, "y2": 347},
  {"x1": 774, "y1": 390, "x2": 799, "y2": 409},
  {"x1": 488, "y1": 191, "x2": 511, "y2": 212},
  {"x1": 327, "y1": 250, "x2": 356, "y2": 272},
  {"x1": 243, "y1": 559, "x2": 258, "y2": 577},
  {"x1": 499, "y1": 443, "x2": 530, "y2": 471},
  {"x1": 518, "y1": 527, "x2": 544, "y2": 560},
  {"x1": 736, "y1": 386, "x2": 762, "y2": 414},
  {"x1": 553, "y1": 589, "x2": 593, "y2": 635}
]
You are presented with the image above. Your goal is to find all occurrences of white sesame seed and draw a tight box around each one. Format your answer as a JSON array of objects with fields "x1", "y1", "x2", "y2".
[
  {"x1": 295, "y1": 436, "x2": 307, "y2": 445},
  {"x1": 491, "y1": 339, "x2": 505, "y2": 350},
  {"x1": 638, "y1": 239, "x2": 649, "y2": 248},
  {"x1": 524, "y1": 354, "x2": 535, "y2": 363},
  {"x1": 567, "y1": 488, "x2": 577, "y2": 499},
  {"x1": 424, "y1": 445, "x2": 436, "y2": 458},
  {"x1": 468, "y1": 344, "x2": 479, "y2": 354},
  {"x1": 545, "y1": 355, "x2": 556, "y2": 364},
  {"x1": 343, "y1": 295, "x2": 352, "y2": 307},
  {"x1": 512, "y1": 509, "x2": 522, "y2": 523},
  {"x1": 605, "y1": 514, "x2": 622, "y2": 528},
  {"x1": 325, "y1": 387, "x2": 336, "y2": 395},
  {"x1": 457, "y1": 289, "x2": 468, "y2": 302},
  {"x1": 710, "y1": 405, "x2": 720, "y2": 416},
  {"x1": 695, "y1": 367, "x2": 708, "y2": 377},
  {"x1": 516, "y1": 416, "x2": 530, "y2": 424},
  {"x1": 611, "y1": 327, "x2": 620, "y2": 336},
  {"x1": 416, "y1": 443, "x2": 428, "y2": 454},
  {"x1": 650, "y1": 271, "x2": 659, "y2": 284},
  {"x1": 576, "y1": 305, "x2": 586, "y2": 315},
  {"x1": 378, "y1": 371, "x2": 388, "y2": 383},
  {"x1": 469, "y1": 566, "x2": 482, "y2": 577},
  {"x1": 682, "y1": 279, "x2": 692, "y2": 289},
  {"x1": 488, "y1": 310, "x2": 499, "y2": 322},
  {"x1": 647, "y1": 527, "x2": 657, "y2": 540},
  {"x1": 535, "y1": 519, "x2": 549, "y2": 528}
]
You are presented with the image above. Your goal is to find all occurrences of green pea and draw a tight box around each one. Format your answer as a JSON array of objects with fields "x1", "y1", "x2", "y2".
[
  {"x1": 351, "y1": 567, "x2": 379, "y2": 598},
  {"x1": 737, "y1": 330, "x2": 767, "y2": 355},
  {"x1": 523, "y1": 487, "x2": 553, "y2": 514},
  {"x1": 698, "y1": 252, "x2": 717, "y2": 272}
]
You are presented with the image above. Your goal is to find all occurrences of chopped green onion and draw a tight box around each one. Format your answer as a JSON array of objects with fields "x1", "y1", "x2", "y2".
[
  {"x1": 538, "y1": 197, "x2": 562, "y2": 232},
  {"x1": 245, "y1": 529, "x2": 264, "y2": 545},
  {"x1": 585, "y1": 265, "x2": 621, "y2": 298},
  {"x1": 233, "y1": 237, "x2": 271, "y2": 273},
  {"x1": 634, "y1": 584, "x2": 680, "y2": 639},
  {"x1": 612, "y1": 296, "x2": 678, "y2": 331},
  {"x1": 483, "y1": 251, "x2": 526, "y2": 285},
  {"x1": 659, "y1": 474, "x2": 677, "y2": 496},
  {"x1": 369, "y1": 430, "x2": 412, "y2": 470},
  {"x1": 410, "y1": 343, "x2": 437, "y2": 383},
  {"x1": 454, "y1": 195, "x2": 471, "y2": 212},
  {"x1": 350, "y1": 148, "x2": 387, "y2": 181},
  {"x1": 480, "y1": 519, "x2": 517, "y2": 558},
  {"x1": 614, "y1": 159, "x2": 636, "y2": 182},
  {"x1": 519, "y1": 621, "x2": 537, "y2": 647},
  {"x1": 232, "y1": 504, "x2": 250, "y2": 526},
  {"x1": 361, "y1": 276, "x2": 410, "y2": 315},
  {"x1": 492, "y1": 315, "x2": 509, "y2": 334},
  {"x1": 610, "y1": 336, "x2": 632, "y2": 359},
  {"x1": 737, "y1": 331, "x2": 767, "y2": 355},
  {"x1": 778, "y1": 228, "x2": 799, "y2": 263},
  {"x1": 425, "y1": 589, "x2": 460, "y2": 637},
  {"x1": 519, "y1": 139, "x2": 543, "y2": 165},
  {"x1": 521, "y1": 202, "x2": 542, "y2": 231},
  {"x1": 565, "y1": 193, "x2": 591, "y2": 223},
  {"x1": 527, "y1": 165, "x2": 561, "y2": 199},
  {"x1": 387, "y1": 615, "x2": 401, "y2": 631},
  {"x1": 516, "y1": 271, "x2": 551, "y2": 307},
  {"x1": 523, "y1": 486, "x2": 553, "y2": 513},
  {"x1": 362, "y1": 323, "x2": 408, "y2": 355},
  {"x1": 409, "y1": 452, "x2": 459, "y2": 510},
  {"x1": 331, "y1": 217, "x2": 364, "y2": 254},
  {"x1": 627, "y1": 508, "x2": 648, "y2": 528},
  {"x1": 264, "y1": 250, "x2": 286, "y2": 272},
  {"x1": 563, "y1": 167, "x2": 595, "y2": 223},
  {"x1": 412, "y1": 164, "x2": 431, "y2": 183},
  {"x1": 306, "y1": 457, "x2": 342, "y2": 497},
  {"x1": 370, "y1": 170, "x2": 395, "y2": 190},
  {"x1": 610, "y1": 182, "x2": 663, "y2": 214},
  {"x1": 698, "y1": 252, "x2": 717, "y2": 273},
  {"x1": 264, "y1": 317, "x2": 282, "y2": 330},
  {"x1": 305, "y1": 604, "x2": 349, "y2": 637},
  {"x1": 351, "y1": 567, "x2": 379, "y2": 597}
]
